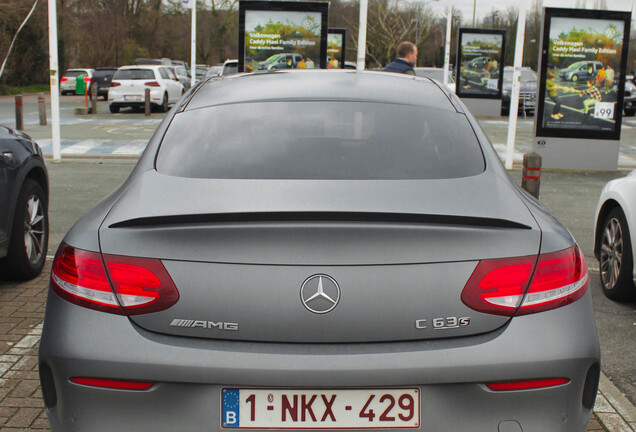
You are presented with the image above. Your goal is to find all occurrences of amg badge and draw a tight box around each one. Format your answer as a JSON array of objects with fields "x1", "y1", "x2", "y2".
[{"x1": 170, "y1": 319, "x2": 239, "y2": 331}]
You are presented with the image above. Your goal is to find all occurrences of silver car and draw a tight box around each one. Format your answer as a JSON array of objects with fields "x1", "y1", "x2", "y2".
[{"x1": 40, "y1": 70, "x2": 600, "y2": 432}]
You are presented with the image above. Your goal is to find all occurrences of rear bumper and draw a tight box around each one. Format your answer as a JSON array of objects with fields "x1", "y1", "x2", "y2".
[{"x1": 40, "y1": 290, "x2": 600, "y2": 432}]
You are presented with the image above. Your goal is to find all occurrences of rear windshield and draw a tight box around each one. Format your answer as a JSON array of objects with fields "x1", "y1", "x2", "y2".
[
  {"x1": 156, "y1": 101, "x2": 484, "y2": 180},
  {"x1": 93, "y1": 70, "x2": 115, "y2": 79},
  {"x1": 64, "y1": 70, "x2": 86, "y2": 77},
  {"x1": 113, "y1": 69, "x2": 155, "y2": 80}
]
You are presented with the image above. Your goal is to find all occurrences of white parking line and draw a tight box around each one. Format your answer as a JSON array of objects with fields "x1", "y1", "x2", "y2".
[{"x1": 61, "y1": 139, "x2": 102, "y2": 154}]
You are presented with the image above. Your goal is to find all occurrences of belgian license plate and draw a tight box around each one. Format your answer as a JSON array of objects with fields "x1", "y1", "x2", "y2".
[
  {"x1": 221, "y1": 388, "x2": 420, "y2": 429},
  {"x1": 124, "y1": 95, "x2": 142, "y2": 101}
]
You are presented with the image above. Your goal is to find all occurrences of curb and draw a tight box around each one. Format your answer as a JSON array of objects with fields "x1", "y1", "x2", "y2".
[{"x1": 596, "y1": 372, "x2": 636, "y2": 431}]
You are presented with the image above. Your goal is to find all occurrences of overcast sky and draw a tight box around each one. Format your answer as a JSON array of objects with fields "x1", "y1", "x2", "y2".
[{"x1": 428, "y1": 0, "x2": 634, "y2": 22}]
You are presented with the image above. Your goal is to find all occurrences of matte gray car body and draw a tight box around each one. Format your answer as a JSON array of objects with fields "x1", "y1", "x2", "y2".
[{"x1": 40, "y1": 70, "x2": 600, "y2": 432}]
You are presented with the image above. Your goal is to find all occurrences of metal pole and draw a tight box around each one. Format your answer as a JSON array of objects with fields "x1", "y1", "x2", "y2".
[
  {"x1": 48, "y1": 0, "x2": 61, "y2": 162},
  {"x1": 443, "y1": 6, "x2": 452, "y2": 87},
  {"x1": 473, "y1": 0, "x2": 476, "y2": 26},
  {"x1": 504, "y1": 0, "x2": 527, "y2": 170},
  {"x1": 15, "y1": 95, "x2": 23, "y2": 131},
  {"x1": 38, "y1": 93, "x2": 47, "y2": 125},
  {"x1": 145, "y1": 88, "x2": 151, "y2": 116},
  {"x1": 91, "y1": 85, "x2": 97, "y2": 114},
  {"x1": 356, "y1": 0, "x2": 368, "y2": 71},
  {"x1": 115, "y1": 0, "x2": 119, "y2": 66},
  {"x1": 190, "y1": 0, "x2": 197, "y2": 88}
]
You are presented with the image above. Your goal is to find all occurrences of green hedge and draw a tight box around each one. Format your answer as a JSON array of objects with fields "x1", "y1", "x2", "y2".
[{"x1": 0, "y1": 84, "x2": 50, "y2": 96}]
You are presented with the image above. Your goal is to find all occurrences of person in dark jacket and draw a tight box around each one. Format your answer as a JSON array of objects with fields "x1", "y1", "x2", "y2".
[{"x1": 384, "y1": 41, "x2": 417, "y2": 75}]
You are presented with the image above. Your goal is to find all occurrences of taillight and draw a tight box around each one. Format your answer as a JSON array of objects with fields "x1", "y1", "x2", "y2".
[
  {"x1": 60, "y1": 77, "x2": 68, "y2": 82},
  {"x1": 51, "y1": 243, "x2": 179, "y2": 315},
  {"x1": 144, "y1": 81, "x2": 160, "y2": 87},
  {"x1": 461, "y1": 245, "x2": 588, "y2": 316},
  {"x1": 110, "y1": 81, "x2": 121, "y2": 87},
  {"x1": 84, "y1": 77, "x2": 92, "y2": 82}
]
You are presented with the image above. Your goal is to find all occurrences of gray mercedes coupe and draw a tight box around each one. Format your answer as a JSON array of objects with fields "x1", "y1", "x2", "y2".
[{"x1": 39, "y1": 70, "x2": 600, "y2": 432}]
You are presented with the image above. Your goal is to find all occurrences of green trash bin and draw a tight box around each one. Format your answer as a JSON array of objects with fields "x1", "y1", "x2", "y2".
[{"x1": 75, "y1": 75, "x2": 85, "y2": 95}]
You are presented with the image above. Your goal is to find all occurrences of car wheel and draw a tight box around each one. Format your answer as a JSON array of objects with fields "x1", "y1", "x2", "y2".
[
  {"x1": 0, "y1": 179, "x2": 48, "y2": 280},
  {"x1": 599, "y1": 207, "x2": 636, "y2": 301},
  {"x1": 160, "y1": 93, "x2": 169, "y2": 113},
  {"x1": 572, "y1": 74, "x2": 578, "y2": 82},
  {"x1": 109, "y1": 105, "x2": 120, "y2": 114}
]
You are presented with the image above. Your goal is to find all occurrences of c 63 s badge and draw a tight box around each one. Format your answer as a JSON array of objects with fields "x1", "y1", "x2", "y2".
[{"x1": 415, "y1": 316, "x2": 471, "y2": 330}]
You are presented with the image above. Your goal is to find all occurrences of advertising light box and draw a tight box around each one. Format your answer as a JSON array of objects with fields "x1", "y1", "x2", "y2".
[
  {"x1": 456, "y1": 29, "x2": 506, "y2": 99},
  {"x1": 328, "y1": 29, "x2": 346, "y2": 69},
  {"x1": 238, "y1": 1, "x2": 329, "y2": 73},
  {"x1": 536, "y1": 8, "x2": 631, "y2": 140}
]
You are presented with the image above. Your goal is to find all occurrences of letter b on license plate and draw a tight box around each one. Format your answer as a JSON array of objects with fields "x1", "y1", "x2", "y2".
[{"x1": 221, "y1": 388, "x2": 420, "y2": 429}]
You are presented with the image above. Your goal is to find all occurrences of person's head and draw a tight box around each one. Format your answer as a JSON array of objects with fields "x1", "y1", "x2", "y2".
[
  {"x1": 547, "y1": 70, "x2": 556, "y2": 79},
  {"x1": 397, "y1": 41, "x2": 418, "y2": 65}
]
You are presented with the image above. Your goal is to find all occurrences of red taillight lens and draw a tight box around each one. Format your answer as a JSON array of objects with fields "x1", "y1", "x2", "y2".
[
  {"x1": 486, "y1": 378, "x2": 570, "y2": 391},
  {"x1": 110, "y1": 81, "x2": 121, "y2": 87},
  {"x1": 51, "y1": 243, "x2": 179, "y2": 315},
  {"x1": 461, "y1": 245, "x2": 588, "y2": 316},
  {"x1": 51, "y1": 243, "x2": 121, "y2": 314},
  {"x1": 71, "y1": 377, "x2": 153, "y2": 390},
  {"x1": 518, "y1": 245, "x2": 588, "y2": 315},
  {"x1": 60, "y1": 77, "x2": 68, "y2": 82},
  {"x1": 144, "y1": 81, "x2": 160, "y2": 87},
  {"x1": 103, "y1": 254, "x2": 179, "y2": 315},
  {"x1": 84, "y1": 77, "x2": 92, "y2": 82}
]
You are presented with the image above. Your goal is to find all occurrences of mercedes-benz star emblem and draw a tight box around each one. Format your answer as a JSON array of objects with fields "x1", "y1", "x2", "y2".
[{"x1": 300, "y1": 274, "x2": 341, "y2": 314}]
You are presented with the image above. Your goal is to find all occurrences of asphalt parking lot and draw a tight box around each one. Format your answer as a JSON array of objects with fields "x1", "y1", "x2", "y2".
[{"x1": 0, "y1": 93, "x2": 635, "y2": 431}]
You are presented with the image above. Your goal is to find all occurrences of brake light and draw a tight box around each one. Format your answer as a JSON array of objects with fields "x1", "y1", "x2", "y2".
[
  {"x1": 144, "y1": 81, "x2": 160, "y2": 87},
  {"x1": 60, "y1": 77, "x2": 68, "y2": 82},
  {"x1": 110, "y1": 81, "x2": 121, "y2": 87},
  {"x1": 461, "y1": 245, "x2": 588, "y2": 316},
  {"x1": 84, "y1": 77, "x2": 92, "y2": 82},
  {"x1": 51, "y1": 243, "x2": 179, "y2": 315}
]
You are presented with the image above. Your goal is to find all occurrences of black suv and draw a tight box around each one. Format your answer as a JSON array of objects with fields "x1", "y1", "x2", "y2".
[{"x1": 0, "y1": 126, "x2": 49, "y2": 280}]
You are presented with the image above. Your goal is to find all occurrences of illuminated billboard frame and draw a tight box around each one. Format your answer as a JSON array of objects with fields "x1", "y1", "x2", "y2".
[
  {"x1": 535, "y1": 8, "x2": 631, "y2": 141},
  {"x1": 456, "y1": 28, "x2": 506, "y2": 99},
  {"x1": 328, "y1": 28, "x2": 346, "y2": 69},
  {"x1": 238, "y1": 0, "x2": 329, "y2": 73}
]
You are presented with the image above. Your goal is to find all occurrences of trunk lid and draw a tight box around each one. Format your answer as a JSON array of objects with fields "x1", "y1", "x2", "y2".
[{"x1": 99, "y1": 170, "x2": 540, "y2": 343}]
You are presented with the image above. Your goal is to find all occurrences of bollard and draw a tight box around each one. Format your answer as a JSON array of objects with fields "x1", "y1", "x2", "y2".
[
  {"x1": 38, "y1": 93, "x2": 47, "y2": 126},
  {"x1": 15, "y1": 95, "x2": 23, "y2": 130},
  {"x1": 84, "y1": 77, "x2": 89, "y2": 108},
  {"x1": 144, "y1": 88, "x2": 151, "y2": 116},
  {"x1": 522, "y1": 152, "x2": 542, "y2": 199},
  {"x1": 91, "y1": 85, "x2": 97, "y2": 114}
]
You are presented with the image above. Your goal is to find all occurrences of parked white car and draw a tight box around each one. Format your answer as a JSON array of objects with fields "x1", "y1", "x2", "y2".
[
  {"x1": 60, "y1": 68, "x2": 94, "y2": 95},
  {"x1": 108, "y1": 65, "x2": 184, "y2": 113},
  {"x1": 594, "y1": 170, "x2": 636, "y2": 301}
]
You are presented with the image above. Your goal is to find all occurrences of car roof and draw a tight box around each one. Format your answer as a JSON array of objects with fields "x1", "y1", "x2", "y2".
[{"x1": 187, "y1": 70, "x2": 456, "y2": 111}]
